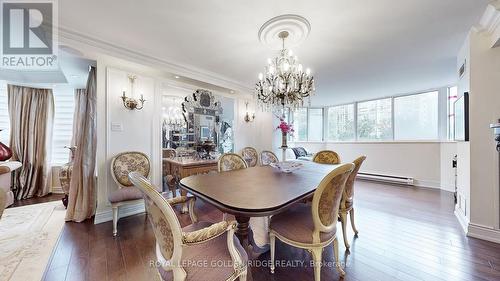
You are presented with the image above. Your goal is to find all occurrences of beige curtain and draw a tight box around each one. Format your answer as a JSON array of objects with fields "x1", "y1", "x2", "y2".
[
  {"x1": 66, "y1": 66, "x2": 97, "y2": 222},
  {"x1": 8, "y1": 85, "x2": 54, "y2": 200}
]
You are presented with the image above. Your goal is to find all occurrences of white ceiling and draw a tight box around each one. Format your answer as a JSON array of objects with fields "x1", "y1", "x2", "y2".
[
  {"x1": 59, "y1": 0, "x2": 489, "y2": 106},
  {"x1": 0, "y1": 48, "x2": 94, "y2": 89}
]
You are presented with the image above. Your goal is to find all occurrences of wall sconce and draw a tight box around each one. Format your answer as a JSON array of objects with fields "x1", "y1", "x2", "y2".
[
  {"x1": 244, "y1": 101, "x2": 255, "y2": 123},
  {"x1": 121, "y1": 75, "x2": 146, "y2": 110}
]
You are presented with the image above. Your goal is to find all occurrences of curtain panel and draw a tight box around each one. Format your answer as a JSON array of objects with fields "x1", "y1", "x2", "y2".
[
  {"x1": 8, "y1": 85, "x2": 54, "y2": 200},
  {"x1": 65, "y1": 66, "x2": 97, "y2": 222}
]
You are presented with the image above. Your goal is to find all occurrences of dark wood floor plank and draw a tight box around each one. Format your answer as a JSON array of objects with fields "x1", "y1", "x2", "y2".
[{"x1": 41, "y1": 180, "x2": 500, "y2": 281}]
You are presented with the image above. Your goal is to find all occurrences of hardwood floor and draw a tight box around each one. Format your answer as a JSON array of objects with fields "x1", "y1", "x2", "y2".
[
  {"x1": 10, "y1": 193, "x2": 65, "y2": 208},
  {"x1": 42, "y1": 181, "x2": 500, "y2": 281}
]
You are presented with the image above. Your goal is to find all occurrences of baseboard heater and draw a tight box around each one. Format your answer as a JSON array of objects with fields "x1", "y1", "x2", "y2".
[{"x1": 357, "y1": 172, "x2": 414, "y2": 186}]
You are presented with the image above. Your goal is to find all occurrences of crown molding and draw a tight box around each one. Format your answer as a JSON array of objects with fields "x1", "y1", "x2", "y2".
[
  {"x1": 58, "y1": 26, "x2": 253, "y2": 93},
  {"x1": 475, "y1": 1, "x2": 500, "y2": 48}
]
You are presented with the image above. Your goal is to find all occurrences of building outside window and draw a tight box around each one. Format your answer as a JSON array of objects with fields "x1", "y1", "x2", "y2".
[
  {"x1": 326, "y1": 104, "x2": 355, "y2": 141},
  {"x1": 357, "y1": 98, "x2": 392, "y2": 141},
  {"x1": 394, "y1": 91, "x2": 439, "y2": 140}
]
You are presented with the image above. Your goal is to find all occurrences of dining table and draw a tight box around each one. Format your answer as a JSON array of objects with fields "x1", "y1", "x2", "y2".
[{"x1": 179, "y1": 160, "x2": 341, "y2": 256}]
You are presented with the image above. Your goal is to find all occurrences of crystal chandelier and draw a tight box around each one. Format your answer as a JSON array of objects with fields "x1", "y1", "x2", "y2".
[
  {"x1": 255, "y1": 31, "x2": 315, "y2": 112},
  {"x1": 163, "y1": 98, "x2": 185, "y2": 130}
]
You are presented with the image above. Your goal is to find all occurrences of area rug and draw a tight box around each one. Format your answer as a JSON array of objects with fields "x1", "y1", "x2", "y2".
[{"x1": 0, "y1": 201, "x2": 66, "y2": 281}]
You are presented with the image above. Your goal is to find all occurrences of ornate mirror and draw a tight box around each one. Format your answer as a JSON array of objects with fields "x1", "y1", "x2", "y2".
[{"x1": 182, "y1": 89, "x2": 224, "y2": 158}]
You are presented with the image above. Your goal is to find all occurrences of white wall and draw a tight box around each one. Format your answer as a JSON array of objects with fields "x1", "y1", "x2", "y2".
[
  {"x1": 453, "y1": 26, "x2": 500, "y2": 243},
  {"x1": 93, "y1": 55, "x2": 270, "y2": 224},
  {"x1": 468, "y1": 30, "x2": 500, "y2": 232},
  {"x1": 95, "y1": 63, "x2": 161, "y2": 224}
]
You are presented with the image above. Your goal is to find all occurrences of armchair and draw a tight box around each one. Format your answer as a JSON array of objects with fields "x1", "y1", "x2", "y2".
[
  {"x1": 109, "y1": 151, "x2": 151, "y2": 236},
  {"x1": 260, "y1": 150, "x2": 279, "y2": 166},
  {"x1": 129, "y1": 172, "x2": 248, "y2": 281},
  {"x1": 269, "y1": 163, "x2": 354, "y2": 280},
  {"x1": 218, "y1": 153, "x2": 248, "y2": 172},
  {"x1": 291, "y1": 147, "x2": 313, "y2": 161},
  {"x1": 241, "y1": 147, "x2": 258, "y2": 167},
  {"x1": 312, "y1": 150, "x2": 341, "y2": 164},
  {"x1": 163, "y1": 148, "x2": 178, "y2": 197},
  {"x1": 0, "y1": 188, "x2": 6, "y2": 219},
  {"x1": 0, "y1": 163, "x2": 18, "y2": 208},
  {"x1": 339, "y1": 156, "x2": 366, "y2": 249}
]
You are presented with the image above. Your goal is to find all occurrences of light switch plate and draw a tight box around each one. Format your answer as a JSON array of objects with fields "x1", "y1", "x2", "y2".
[{"x1": 111, "y1": 122, "x2": 123, "y2": 132}]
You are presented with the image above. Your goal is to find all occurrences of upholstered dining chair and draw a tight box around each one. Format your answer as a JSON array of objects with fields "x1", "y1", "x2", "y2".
[
  {"x1": 0, "y1": 188, "x2": 6, "y2": 219},
  {"x1": 109, "y1": 151, "x2": 151, "y2": 236},
  {"x1": 269, "y1": 163, "x2": 355, "y2": 280},
  {"x1": 339, "y1": 155, "x2": 366, "y2": 249},
  {"x1": 218, "y1": 153, "x2": 248, "y2": 222},
  {"x1": 163, "y1": 148, "x2": 178, "y2": 197},
  {"x1": 312, "y1": 150, "x2": 341, "y2": 164},
  {"x1": 241, "y1": 147, "x2": 258, "y2": 167},
  {"x1": 129, "y1": 172, "x2": 248, "y2": 281},
  {"x1": 260, "y1": 150, "x2": 279, "y2": 166},
  {"x1": 218, "y1": 153, "x2": 248, "y2": 172}
]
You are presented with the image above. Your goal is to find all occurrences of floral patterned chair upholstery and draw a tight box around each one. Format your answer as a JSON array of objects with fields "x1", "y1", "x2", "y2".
[
  {"x1": 269, "y1": 163, "x2": 354, "y2": 280},
  {"x1": 339, "y1": 155, "x2": 366, "y2": 249},
  {"x1": 260, "y1": 150, "x2": 279, "y2": 166},
  {"x1": 312, "y1": 150, "x2": 341, "y2": 164},
  {"x1": 163, "y1": 148, "x2": 178, "y2": 197},
  {"x1": 109, "y1": 151, "x2": 151, "y2": 236},
  {"x1": 129, "y1": 172, "x2": 248, "y2": 281},
  {"x1": 0, "y1": 188, "x2": 6, "y2": 219},
  {"x1": 218, "y1": 153, "x2": 248, "y2": 172},
  {"x1": 241, "y1": 147, "x2": 258, "y2": 167}
]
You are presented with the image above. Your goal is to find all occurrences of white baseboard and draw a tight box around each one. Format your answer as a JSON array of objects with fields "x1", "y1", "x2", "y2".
[
  {"x1": 468, "y1": 223, "x2": 500, "y2": 244},
  {"x1": 414, "y1": 180, "x2": 441, "y2": 189},
  {"x1": 454, "y1": 207, "x2": 470, "y2": 234},
  {"x1": 94, "y1": 201, "x2": 145, "y2": 224}
]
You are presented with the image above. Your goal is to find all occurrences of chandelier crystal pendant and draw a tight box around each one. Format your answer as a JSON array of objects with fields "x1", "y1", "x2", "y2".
[{"x1": 255, "y1": 30, "x2": 315, "y2": 112}]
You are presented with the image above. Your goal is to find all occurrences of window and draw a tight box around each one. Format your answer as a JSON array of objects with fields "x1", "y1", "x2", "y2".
[
  {"x1": 327, "y1": 104, "x2": 355, "y2": 141},
  {"x1": 0, "y1": 82, "x2": 9, "y2": 145},
  {"x1": 357, "y1": 98, "x2": 392, "y2": 140},
  {"x1": 291, "y1": 108, "x2": 324, "y2": 141},
  {"x1": 51, "y1": 86, "x2": 75, "y2": 166},
  {"x1": 394, "y1": 91, "x2": 439, "y2": 140},
  {"x1": 292, "y1": 108, "x2": 308, "y2": 141},
  {"x1": 447, "y1": 86, "x2": 458, "y2": 140},
  {"x1": 308, "y1": 108, "x2": 323, "y2": 141}
]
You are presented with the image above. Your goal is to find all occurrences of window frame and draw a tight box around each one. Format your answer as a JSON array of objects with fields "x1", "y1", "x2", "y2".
[{"x1": 290, "y1": 87, "x2": 451, "y2": 143}]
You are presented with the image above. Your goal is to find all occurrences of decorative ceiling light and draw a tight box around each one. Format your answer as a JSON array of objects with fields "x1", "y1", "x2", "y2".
[
  {"x1": 255, "y1": 15, "x2": 315, "y2": 112},
  {"x1": 121, "y1": 75, "x2": 146, "y2": 110},
  {"x1": 163, "y1": 97, "x2": 185, "y2": 130}
]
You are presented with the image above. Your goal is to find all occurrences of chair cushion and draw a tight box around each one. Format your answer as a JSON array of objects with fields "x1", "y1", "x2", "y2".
[
  {"x1": 159, "y1": 222, "x2": 248, "y2": 281},
  {"x1": 108, "y1": 186, "x2": 143, "y2": 203},
  {"x1": 270, "y1": 204, "x2": 335, "y2": 244}
]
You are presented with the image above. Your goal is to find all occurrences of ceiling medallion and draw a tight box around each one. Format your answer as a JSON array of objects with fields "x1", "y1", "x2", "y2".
[{"x1": 256, "y1": 15, "x2": 315, "y2": 112}]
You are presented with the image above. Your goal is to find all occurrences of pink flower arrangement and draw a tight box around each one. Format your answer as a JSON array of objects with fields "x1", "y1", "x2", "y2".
[{"x1": 276, "y1": 115, "x2": 294, "y2": 135}]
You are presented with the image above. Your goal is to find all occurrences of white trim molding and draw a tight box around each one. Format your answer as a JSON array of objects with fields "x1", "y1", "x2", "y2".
[
  {"x1": 468, "y1": 223, "x2": 500, "y2": 244},
  {"x1": 454, "y1": 207, "x2": 470, "y2": 234},
  {"x1": 94, "y1": 201, "x2": 145, "y2": 224},
  {"x1": 476, "y1": 0, "x2": 500, "y2": 48}
]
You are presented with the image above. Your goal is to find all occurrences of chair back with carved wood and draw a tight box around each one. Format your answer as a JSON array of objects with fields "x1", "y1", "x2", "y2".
[
  {"x1": 218, "y1": 153, "x2": 248, "y2": 172},
  {"x1": 311, "y1": 163, "x2": 354, "y2": 242},
  {"x1": 241, "y1": 147, "x2": 258, "y2": 167},
  {"x1": 312, "y1": 150, "x2": 341, "y2": 165}
]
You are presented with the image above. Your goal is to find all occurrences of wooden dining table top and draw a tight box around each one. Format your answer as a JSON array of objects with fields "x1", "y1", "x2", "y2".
[{"x1": 180, "y1": 161, "x2": 341, "y2": 216}]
